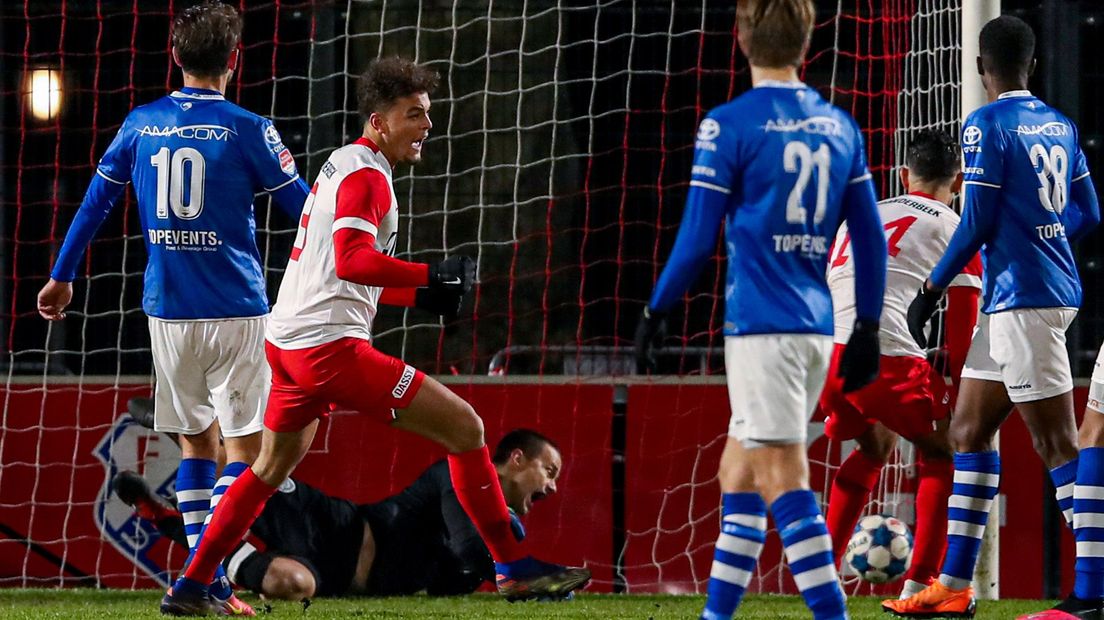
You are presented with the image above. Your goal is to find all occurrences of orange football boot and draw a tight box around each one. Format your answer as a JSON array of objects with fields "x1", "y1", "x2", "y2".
[
  {"x1": 882, "y1": 580, "x2": 977, "y2": 618},
  {"x1": 210, "y1": 592, "x2": 256, "y2": 617}
]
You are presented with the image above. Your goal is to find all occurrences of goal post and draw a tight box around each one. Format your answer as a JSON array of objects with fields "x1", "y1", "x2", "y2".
[{"x1": 962, "y1": 0, "x2": 1003, "y2": 601}]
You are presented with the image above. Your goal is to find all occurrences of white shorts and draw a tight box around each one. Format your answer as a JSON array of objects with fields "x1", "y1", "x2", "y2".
[
  {"x1": 1088, "y1": 343, "x2": 1104, "y2": 413},
  {"x1": 149, "y1": 316, "x2": 269, "y2": 437},
  {"x1": 960, "y1": 308, "x2": 1076, "y2": 403},
  {"x1": 724, "y1": 334, "x2": 832, "y2": 447}
]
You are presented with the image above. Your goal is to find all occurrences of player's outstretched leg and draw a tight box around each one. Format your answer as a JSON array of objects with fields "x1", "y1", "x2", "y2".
[
  {"x1": 393, "y1": 376, "x2": 591, "y2": 601},
  {"x1": 203, "y1": 460, "x2": 254, "y2": 616},
  {"x1": 114, "y1": 470, "x2": 181, "y2": 528},
  {"x1": 162, "y1": 423, "x2": 317, "y2": 616}
]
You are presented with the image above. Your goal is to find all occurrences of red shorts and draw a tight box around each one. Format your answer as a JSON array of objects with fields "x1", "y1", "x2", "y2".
[
  {"x1": 263, "y1": 337, "x2": 426, "y2": 433},
  {"x1": 820, "y1": 344, "x2": 946, "y2": 441}
]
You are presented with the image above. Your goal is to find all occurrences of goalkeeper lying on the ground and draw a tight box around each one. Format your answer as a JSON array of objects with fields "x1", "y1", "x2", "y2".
[{"x1": 114, "y1": 428, "x2": 563, "y2": 600}]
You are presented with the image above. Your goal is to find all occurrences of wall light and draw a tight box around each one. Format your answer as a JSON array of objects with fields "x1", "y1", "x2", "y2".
[{"x1": 28, "y1": 68, "x2": 62, "y2": 121}]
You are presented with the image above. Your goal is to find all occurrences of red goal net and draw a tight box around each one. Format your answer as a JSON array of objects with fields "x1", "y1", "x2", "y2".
[{"x1": 0, "y1": 1, "x2": 963, "y2": 595}]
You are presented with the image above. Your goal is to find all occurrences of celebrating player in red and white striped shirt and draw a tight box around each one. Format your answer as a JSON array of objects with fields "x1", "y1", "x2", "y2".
[
  {"x1": 820, "y1": 130, "x2": 981, "y2": 599},
  {"x1": 161, "y1": 57, "x2": 590, "y2": 616}
]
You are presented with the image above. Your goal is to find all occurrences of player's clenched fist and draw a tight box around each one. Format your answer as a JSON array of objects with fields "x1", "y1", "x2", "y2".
[
  {"x1": 37, "y1": 278, "x2": 73, "y2": 321},
  {"x1": 428, "y1": 255, "x2": 476, "y2": 294}
]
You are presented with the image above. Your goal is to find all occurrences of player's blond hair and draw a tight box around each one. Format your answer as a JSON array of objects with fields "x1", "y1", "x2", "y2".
[{"x1": 737, "y1": 0, "x2": 816, "y2": 69}]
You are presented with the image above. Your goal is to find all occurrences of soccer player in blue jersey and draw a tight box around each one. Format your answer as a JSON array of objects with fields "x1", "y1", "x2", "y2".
[
  {"x1": 887, "y1": 15, "x2": 1102, "y2": 620},
  {"x1": 634, "y1": 2, "x2": 887, "y2": 618},
  {"x1": 37, "y1": 2, "x2": 309, "y2": 616}
]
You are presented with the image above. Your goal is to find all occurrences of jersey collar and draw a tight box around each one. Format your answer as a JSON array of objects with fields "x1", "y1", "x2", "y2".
[
  {"x1": 171, "y1": 87, "x2": 225, "y2": 100},
  {"x1": 906, "y1": 191, "x2": 952, "y2": 211},
  {"x1": 997, "y1": 89, "x2": 1032, "y2": 100},
  {"x1": 754, "y1": 79, "x2": 807, "y2": 89},
  {"x1": 354, "y1": 136, "x2": 380, "y2": 152}
]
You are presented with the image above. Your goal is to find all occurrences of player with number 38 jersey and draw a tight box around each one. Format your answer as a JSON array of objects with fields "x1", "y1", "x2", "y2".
[
  {"x1": 888, "y1": 16, "x2": 1103, "y2": 619},
  {"x1": 937, "y1": 90, "x2": 1090, "y2": 313}
]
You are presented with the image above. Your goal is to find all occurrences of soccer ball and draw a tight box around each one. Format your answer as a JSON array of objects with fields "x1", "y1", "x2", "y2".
[{"x1": 844, "y1": 514, "x2": 913, "y2": 583}]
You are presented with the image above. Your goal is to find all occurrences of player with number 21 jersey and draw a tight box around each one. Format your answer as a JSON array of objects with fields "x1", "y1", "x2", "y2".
[{"x1": 637, "y1": 5, "x2": 886, "y2": 616}]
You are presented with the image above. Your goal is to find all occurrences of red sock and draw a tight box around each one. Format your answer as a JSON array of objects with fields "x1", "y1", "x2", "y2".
[
  {"x1": 448, "y1": 446, "x2": 526, "y2": 563},
  {"x1": 827, "y1": 449, "x2": 883, "y2": 565},
  {"x1": 182, "y1": 468, "x2": 276, "y2": 585},
  {"x1": 906, "y1": 457, "x2": 952, "y2": 583}
]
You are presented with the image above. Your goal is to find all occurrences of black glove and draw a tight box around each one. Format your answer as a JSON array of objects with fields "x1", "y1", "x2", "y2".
[
  {"x1": 634, "y1": 307, "x2": 668, "y2": 374},
  {"x1": 428, "y1": 255, "x2": 476, "y2": 294},
  {"x1": 906, "y1": 284, "x2": 944, "y2": 349},
  {"x1": 414, "y1": 287, "x2": 465, "y2": 318},
  {"x1": 839, "y1": 319, "x2": 880, "y2": 393}
]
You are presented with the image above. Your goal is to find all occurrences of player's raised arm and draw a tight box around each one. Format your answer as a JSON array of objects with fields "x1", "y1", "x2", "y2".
[
  {"x1": 38, "y1": 118, "x2": 134, "y2": 320},
  {"x1": 634, "y1": 115, "x2": 732, "y2": 372}
]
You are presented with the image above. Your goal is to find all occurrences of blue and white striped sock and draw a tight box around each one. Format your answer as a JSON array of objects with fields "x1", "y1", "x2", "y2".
[
  {"x1": 203, "y1": 461, "x2": 249, "y2": 601},
  {"x1": 772, "y1": 490, "x2": 847, "y2": 620},
  {"x1": 1074, "y1": 447, "x2": 1104, "y2": 600},
  {"x1": 1051, "y1": 458, "x2": 1077, "y2": 528},
  {"x1": 175, "y1": 459, "x2": 216, "y2": 550},
  {"x1": 700, "y1": 493, "x2": 767, "y2": 620},
  {"x1": 939, "y1": 451, "x2": 1000, "y2": 590}
]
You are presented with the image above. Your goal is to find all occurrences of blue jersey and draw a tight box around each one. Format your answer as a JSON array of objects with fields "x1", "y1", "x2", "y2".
[
  {"x1": 53, "y1": 86, "x2": 308, "y2": 319},
  {"x1": 930, "y1": 91, "x2": 1092, "y2": 312},
  {"x1": 650, "y1": 81, "x2": 884, "y2": 336}
]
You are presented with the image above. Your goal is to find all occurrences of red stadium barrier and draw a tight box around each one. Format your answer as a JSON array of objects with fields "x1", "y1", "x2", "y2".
[{"x1": 0, "y1": 380, "x2": 1083, "y2": 596}]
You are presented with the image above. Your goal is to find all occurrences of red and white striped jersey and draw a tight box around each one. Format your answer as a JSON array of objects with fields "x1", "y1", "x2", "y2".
[
  {"x1": 828, "y1": 192, "x2": 983, "y2": 358},
  {"x1": 267, "y1": 137, "x2": 399, "y2": 349}
]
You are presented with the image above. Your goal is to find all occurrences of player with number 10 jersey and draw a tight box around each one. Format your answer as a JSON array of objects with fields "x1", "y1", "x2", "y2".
[
  {"x1": 43, "y1": 65, "x2": 309, "y2": 441},
  {"x1": 39, "y1": 3, "x2": 310, "y2": 616}
]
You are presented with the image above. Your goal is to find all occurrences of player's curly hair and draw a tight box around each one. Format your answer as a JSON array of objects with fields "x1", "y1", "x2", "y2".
[
  {"x1": 357, "y1": 57, "x2": 440, "y2": 120},
  {"x1": 737, "y1": 0, "x2": 816, "y2": 69},
  {"x1": 492, "y1": 429, "x2": 558, "y2": 465},
  {"x1": 906, "y1": 129, "x2": 960, "y2": 182},
  {"x1": 979, "y1": 15, "x2": 1035, "y2": 81},
  {"x1": 171, "y1": 0, "x2": 242, "y2": 79}
]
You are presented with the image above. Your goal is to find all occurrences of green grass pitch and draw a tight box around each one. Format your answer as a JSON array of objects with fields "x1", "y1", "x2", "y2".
[{"x1": 0, "y1": 589, "x2": 1055, "y2": 618}]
